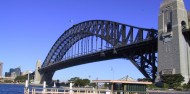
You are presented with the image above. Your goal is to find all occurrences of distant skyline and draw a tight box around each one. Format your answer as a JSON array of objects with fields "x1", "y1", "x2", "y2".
[
  {"x1": 0, "y1": 0, "x2": 190, "y2": 82},
  {"x1": 0, "y1": 62, "x2": 3, "y2": 78}
]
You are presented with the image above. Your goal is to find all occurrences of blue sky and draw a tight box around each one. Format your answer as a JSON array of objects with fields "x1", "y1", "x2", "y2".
[{"x1": 0, "y1": 0, "x2": 190, "y2": 82}]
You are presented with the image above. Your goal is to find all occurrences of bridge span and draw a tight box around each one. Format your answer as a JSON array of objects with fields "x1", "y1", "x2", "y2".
[
  {"x1": 35, "y1": 0, "x2": 190, "y2": 84},
  {"x1": 38, "y1": 20, "x2": 158, "y2": 84}
]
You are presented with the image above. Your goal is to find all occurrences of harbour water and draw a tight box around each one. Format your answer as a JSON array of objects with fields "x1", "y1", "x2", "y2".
[
  {"x1": 0, "y1": 84, "x2": 24, "y2": 94},
  {"x1": 1, "y1": 84, "x2": 190, "y2": 94},
  {"x1": 0, "y1": 84, "x2": 42, "y2": 94}
]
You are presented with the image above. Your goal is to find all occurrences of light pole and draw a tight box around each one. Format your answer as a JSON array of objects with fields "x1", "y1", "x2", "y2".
[
  {"x1": 69, "y1": 20, "x2": 74, "y2": 27},
  {"x1": 25, "y1": 70, "x2": 32, "y2": 94},
  {"x1": 89, "y1": 75, "x2": 91, "y2": 83},
  {"x1": 111, "y1": 67, "x2": 114, "y2": 80}
]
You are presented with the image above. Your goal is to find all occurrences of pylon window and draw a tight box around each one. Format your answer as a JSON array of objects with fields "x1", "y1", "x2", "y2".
[
  {"x1": 167, "y1": 22, "x2": 172, "y2": 32},
  {"x1": 181, "y1": 21, "x2": 186, "y2": 30}
]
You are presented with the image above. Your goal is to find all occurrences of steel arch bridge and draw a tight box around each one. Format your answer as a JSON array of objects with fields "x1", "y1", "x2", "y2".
[{"x1": 39, "y1": 20, "x2": 158, "y2": 84}]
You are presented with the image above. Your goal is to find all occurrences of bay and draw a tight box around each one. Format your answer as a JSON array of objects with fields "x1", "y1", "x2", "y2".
[
  {"x1": 0, "y1": 84, "x2": 24, "y2": 94},
  {"x1": 0, "y1": 84, "x2": 43, "y2": 94}
]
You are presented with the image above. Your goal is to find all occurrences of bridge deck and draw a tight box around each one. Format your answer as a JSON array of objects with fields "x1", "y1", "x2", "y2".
[{"x1": 39, "y1": 38, "x2": 157, "y2": 72}]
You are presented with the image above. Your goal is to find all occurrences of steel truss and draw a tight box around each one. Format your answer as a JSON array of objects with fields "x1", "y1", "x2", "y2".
[{"x1": 40, "y1": 20, "x2": 158, "y2": 83}]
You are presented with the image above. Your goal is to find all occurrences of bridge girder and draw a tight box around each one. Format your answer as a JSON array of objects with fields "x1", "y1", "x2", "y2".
[{"x1": 40, "y1": 20, "x2": 158, "y2": 84}]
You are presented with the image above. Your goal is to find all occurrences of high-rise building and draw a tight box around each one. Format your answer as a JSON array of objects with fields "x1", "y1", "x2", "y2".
[
  {"x1": 5, "y1": 67, "x2": 21, "y2": 78},
  {"x1": 188, "y1": 12, "x2": 190, "y2": 26},
  {"x1": 0, "y1": 62, "x2": 3, "y2": 78}
]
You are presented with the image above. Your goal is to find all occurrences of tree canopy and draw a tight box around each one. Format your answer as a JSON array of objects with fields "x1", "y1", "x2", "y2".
[
  {"x1": 137, "y1": 78, "x2": 152, "y2": 82},
  {"x1": 183, "y1": 79, "x2": 190, "y2": 89},
  {"x1": 68, "y1": 77, "x2": 90, "y2": 87},
  {"x1": 161, "y1": 74, "x2": 184, "y2": 89},
  {"x1": 14, "y1": 75, "x2": 32, "y2": 83},
  {"x1": 15, "y1": 75, "x2": 27, "y2": 82}
]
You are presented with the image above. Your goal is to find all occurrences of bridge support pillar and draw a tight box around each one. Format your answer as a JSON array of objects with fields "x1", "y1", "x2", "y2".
[
  {"x1": 40, "y1": 71, "x2": 54, "y2": 85},
  {"x1": 157, "y1": 0, "x2": 190, "y2": 83}
]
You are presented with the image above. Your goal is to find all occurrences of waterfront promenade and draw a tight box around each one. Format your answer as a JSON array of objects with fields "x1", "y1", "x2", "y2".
[
  {"x1": 0, "y1": 83, "x2": 190, "y2": 94},
  {"x1": 26, "y1": 87, "x2": 190, "y2": 94}
]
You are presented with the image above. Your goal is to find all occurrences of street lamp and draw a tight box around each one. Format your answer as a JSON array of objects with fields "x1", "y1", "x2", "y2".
[
  {"x1": 111, "y1": 67, "x2": 114, "y2": 80},
  {"x1": 89, "y1": 75, "x2": 91, "y2": 83},
  {"x1": 69, "y1": 20, "x2": 74, "y2": 27},
  {"x1": 25, "y1": 70, "x2": 32, "y2": 93}
]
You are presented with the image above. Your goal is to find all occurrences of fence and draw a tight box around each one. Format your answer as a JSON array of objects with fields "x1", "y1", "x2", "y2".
[{"x1": 25, "y1": 87, "x2": 150, "y2": 94}]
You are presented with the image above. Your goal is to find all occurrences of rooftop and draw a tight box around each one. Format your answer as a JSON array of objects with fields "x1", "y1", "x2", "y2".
[
  {"x1": 92, "y1": 80, "x2": 152, "y2": 85},
  {"x1": 118, "y1": 75, "x2": 136, "y2": 81}
]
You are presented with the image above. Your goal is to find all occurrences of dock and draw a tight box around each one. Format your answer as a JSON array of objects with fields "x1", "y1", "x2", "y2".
[
  {"x1": 24, "y1": 80, "x2": 149, "y2": 94},
  {"x1": 25, "y1": 87, "x2": 148, "y2": 94}
]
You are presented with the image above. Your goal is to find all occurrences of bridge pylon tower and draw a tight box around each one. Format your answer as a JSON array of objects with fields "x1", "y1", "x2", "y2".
[
  {"x1": 157, "y1": 0, "x2": 190, "y2": 83},
  {"x1": 34, "y1": 60, "x2": 42, "y2": 84}
]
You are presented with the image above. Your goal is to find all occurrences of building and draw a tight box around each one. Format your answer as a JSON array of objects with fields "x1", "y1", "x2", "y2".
[
  {"x1": 188, "y1": 11, "x2": 190, "y2": 26},
  {"x1": 92, "y1": 80, "x2": 152, "y2": 93},
  {"x1": 5, "y1": 67, "x2": 21, "y2": 78},
  {"x1": 0, "y1": 62, "x2": 3, "y2": 78},
  {"x1": 22, "y1": 70, "x2": 30, "y2": 76},
  {"x1": 92, "y1": 75, "x2": 152, "y2": 93},
  {"x1": 0, "y1": 77, "x2": 15, "y2": 83}
]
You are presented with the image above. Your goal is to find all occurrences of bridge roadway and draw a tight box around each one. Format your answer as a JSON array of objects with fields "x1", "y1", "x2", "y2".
[
  {"x1": 39, "y1": 39, "x2": 157, "y2": 72},
  {"x1": 39, "y1": 38, "x2": 157, "y2": 78}
]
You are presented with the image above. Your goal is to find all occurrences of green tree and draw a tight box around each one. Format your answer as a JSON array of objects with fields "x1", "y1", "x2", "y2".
[
  {"x1": 4, "y1": 80, "x2": 13, "y2": 83},
  {"x1": 104, "y1": 83, "x2": 109, "y2": 88},
  {"x1": 163, "y1": 83, "x2": 169, "y2": 89},
  {"x1": 15, "y1": 75, "x2": 27, "y2": 82},
  {"x1": 14, "y1": 75, "x2": 32, "y2": 83},
  {"x1": 68, "y1": 77, "x2": 90, "y2": 87},
  {"x1": 147, "y1": 84, "x2": 157, "y2": 89},
  {"x1": 82, "y1": 79, "x2": 90, "y2": 86},
  {"x1": 138, "y1": 78, "x2": 152, "y2": 82},
  {"x1": 183, "y1": 79, "x2": 190, "y2": 89},
  {"x1": 89, "y1": 83, "x2": 96, "y2": 87},
  {"x1": 161, "y1": 74, "x2": 184, "y2": 89},
  {"x1": 69, "y1": 77, "x2": 80, "y2": 82},
  {"x1": 74, "y1": 78, "x2": 82, "y2": 87},
  {"x1": 187, "y1": 79, "x2": 190, "y2": 88}
]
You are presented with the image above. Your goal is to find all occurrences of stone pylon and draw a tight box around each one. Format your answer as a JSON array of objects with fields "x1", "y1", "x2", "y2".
[
  {"x1": 34, "y1": 60, "x2": 42, "y2": 84},
  {"x1": 157, "y1": 0, "x2": 190, "y2": 83}
]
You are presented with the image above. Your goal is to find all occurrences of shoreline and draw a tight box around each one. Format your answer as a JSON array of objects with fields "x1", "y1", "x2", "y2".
[{"x1": 0, "y1": 83, "x2": 43, "y2": 86}]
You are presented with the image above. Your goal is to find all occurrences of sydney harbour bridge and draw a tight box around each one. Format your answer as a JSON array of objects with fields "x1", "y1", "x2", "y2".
[
  {"x1": 35, "y1": 0, "x2": 190, "y2": 84},
  {"x1": 39, "y1": 20, "x2": 158, "y2": 83}
]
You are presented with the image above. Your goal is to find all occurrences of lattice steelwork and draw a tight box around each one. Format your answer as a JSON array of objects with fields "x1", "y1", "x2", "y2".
[{"x1": 40, "y1": 20, "x2": 158, "y2": 83}]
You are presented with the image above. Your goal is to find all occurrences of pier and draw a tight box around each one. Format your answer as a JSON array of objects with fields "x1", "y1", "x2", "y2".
[
  {"x1": 25, "y1": 87, "x2": 149, "y2": 94},
  {"x1": 24, "y1": 80, "x2": 150, "y2": 94},
  {"x1": 24, "y1": 87, "x2": 190, "y2": 94}
]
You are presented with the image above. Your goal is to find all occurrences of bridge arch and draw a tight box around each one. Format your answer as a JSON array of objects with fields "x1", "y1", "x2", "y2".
[{"x1": 40, "y1": 20, "x2": 158, "y2": 84}]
